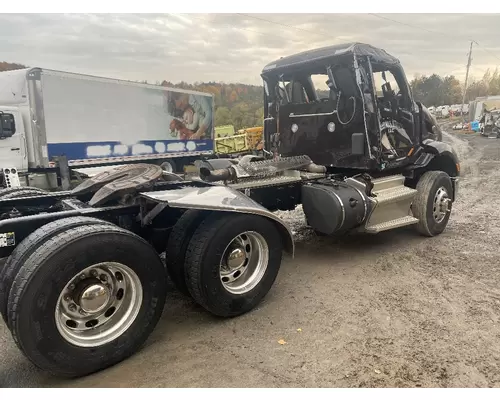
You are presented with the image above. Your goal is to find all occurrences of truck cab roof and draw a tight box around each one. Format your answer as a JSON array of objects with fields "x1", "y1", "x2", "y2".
[{"x1": 261, "y1": 42, "x2": 400, "y2": 76}]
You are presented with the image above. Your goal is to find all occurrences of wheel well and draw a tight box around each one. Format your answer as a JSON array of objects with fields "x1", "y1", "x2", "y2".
[
  {"x1": 198, "y1": 210, "x2": 294, "y2": 256},
  {"x1": 405, "y1": 154, "x2": 458, "y2": 190},
  {"x1": 425, "y1": 154, "x2": 459, "y2": 178}
]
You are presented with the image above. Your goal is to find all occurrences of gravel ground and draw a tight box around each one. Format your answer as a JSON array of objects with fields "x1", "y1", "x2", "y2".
[{"x1": 2, "y1": 125, "x2": 500, "y2": 388}]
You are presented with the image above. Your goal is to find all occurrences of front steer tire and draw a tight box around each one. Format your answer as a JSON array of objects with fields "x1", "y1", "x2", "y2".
[
  {"x1": 412, "y1": 170, "x2": 454, "y2": 237},
  {"x1": 7, "y1": 223, "x2": 167, "y2": 378},
  {"x1": 0, "y1": 216, "x2": 114, "y2": 327},
  {"x1": 184, "y1": 212, "x2": 284, "y2": 317}
]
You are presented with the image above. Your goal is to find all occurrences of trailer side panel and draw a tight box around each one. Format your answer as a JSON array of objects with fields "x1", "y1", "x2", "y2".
[{"x1": 38, "y1": 69, "x2": 214, "y2": 166}]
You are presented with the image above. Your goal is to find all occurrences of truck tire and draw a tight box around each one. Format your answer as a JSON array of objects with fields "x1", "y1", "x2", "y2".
[
  {"x1": 166, "y1": 209, "x2": 211, "y2": 295},
  {"x1": 0, "y1": 186, "x2": 47, "y2": 199},
  {"x1": 0, "y1": 216, "x2": 114, "y2": 327},
  {"x1": 160, "y1": 160, "x2": 177, "y2": 174},
  {"x1": 184, "y1": 212, "x2": 283, "y2": 317},
  {"x1": 412, "y1": 170, "x2": 453, "y2": 237},
  {"x1": 6, "y1": 223, "x2": 167, "y2": 378}
]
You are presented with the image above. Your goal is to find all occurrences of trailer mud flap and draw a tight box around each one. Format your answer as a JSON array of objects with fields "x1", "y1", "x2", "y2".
[{"x1": 140, "y1": 185, "x2": 295, "y2": 256}]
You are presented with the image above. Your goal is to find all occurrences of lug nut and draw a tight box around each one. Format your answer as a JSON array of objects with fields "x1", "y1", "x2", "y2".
[
  {"x1": 100, "y1": 274, "x2": 107, "y2": 282},
  {"x1": 79, "y1": 274, "x2": 86, "y2": 280},
  {"x1": 68, "y1": 303, "x2": 76, "y2": 312},
  {"x1": 91, "y1": 270, "x2": 98, "y2": 277},
  {"x1": 68, "y1": 283, "x2": 76, "y2": 290},
  {"x1": 64, "y1": 294, "x2": 71, "y2": 302}
]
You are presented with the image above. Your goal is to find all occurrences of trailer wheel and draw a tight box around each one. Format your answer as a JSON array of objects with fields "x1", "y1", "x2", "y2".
[
  {"x1": 160, "y1": 160, "x2": 176, "y2": 174},
  {"x1": 184, "y1": 213, "x2": 283, "y2": 317},
  {"x1": 166, "y1": 210, "x2": 211, "y2": 295},
  {"x1": 7, "y1": 223, "x2": 167, "y2": 378},
  {"x1": 0, "y1": 186, "x2": 47, "y2": 199},
  {"x1": 412, "y1": 170, "x2": 453, "y2": 237},
  {"x1": 0, "y1": 216, "x2": 114, "y2": 327}
]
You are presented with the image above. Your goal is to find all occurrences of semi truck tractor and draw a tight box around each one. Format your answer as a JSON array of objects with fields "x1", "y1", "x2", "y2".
[
  {"x1": 0, "y1": 43, "x2": 459, "y2": 378},
  {"x1": 0, "y1": 68, "x2": 215, "y2": 189}
]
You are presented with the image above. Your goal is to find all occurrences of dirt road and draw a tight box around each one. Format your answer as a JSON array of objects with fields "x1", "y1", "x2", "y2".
[{"x1": 2, "y1": 127, "x2": 500, "y2": 388}]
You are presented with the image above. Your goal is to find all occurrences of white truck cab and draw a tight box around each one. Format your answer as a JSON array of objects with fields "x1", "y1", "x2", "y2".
[
  {"x1": 0, "y1": 108, "x2": 28, "y2": 170},
  {"x1": 0, "y1": 108, "x2": 29, "y2": 187}
]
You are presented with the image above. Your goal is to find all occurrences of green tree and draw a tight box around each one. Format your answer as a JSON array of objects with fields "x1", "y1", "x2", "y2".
[
  {"x1": 442, "y1": 76, "x2": 462, "y2": 104},
  {"x1": 215, "y1": 106, "x2": 232, "y2": 126}
]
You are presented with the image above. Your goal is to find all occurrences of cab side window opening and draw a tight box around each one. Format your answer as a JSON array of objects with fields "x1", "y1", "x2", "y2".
[
  {"x1": 310, "y1": 74, "x2": 330, "y2": 100},
  {"x1": 272, "y1": 65, "x2": 364, "y2": 126},
  {"x1": 372, "y1": 67, "x2": 415, "y2": 159},
  {"x1": 372, "y1": 70, "x2": 400, "y2": 98},
  {"x1": 276, "y1": 72, "x2": 333, "y2": 106},
  {"x1": 277, "y1": 78, "x2": 310, "y2": 106},
  {"x1": 372, "y1": 67, "x2": 412, "y2": 112}
]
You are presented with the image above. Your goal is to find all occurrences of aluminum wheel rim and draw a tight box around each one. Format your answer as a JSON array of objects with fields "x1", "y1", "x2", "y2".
[
  {"x1": 219, "y1": 231, "x2": 269, "y2": 295},
  {"x1": 55, "y1": 262, "x2": 143, "y2": 348},
  {"x1": 161, "y1": 162, "x2": 174, "y2": 173},
  {"x1": 433, "y1": 186, "x2": 450, "y2": 223}
]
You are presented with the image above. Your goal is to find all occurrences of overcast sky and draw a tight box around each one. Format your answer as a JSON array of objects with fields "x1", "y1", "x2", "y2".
[{"x1": 1, "y1": 13, "x2": 499, "y2": 86}]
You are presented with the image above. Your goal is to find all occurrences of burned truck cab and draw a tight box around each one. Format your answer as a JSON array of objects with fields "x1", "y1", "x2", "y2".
[
  {"x1": 201, "y1": 43, "x2": 458, "y2": 239},
  {"x1": 261, "y1": 42, "x2": 452, "y2": 176}
]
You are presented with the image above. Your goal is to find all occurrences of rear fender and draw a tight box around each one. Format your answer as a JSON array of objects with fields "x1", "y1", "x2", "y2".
[{"x1": 140, "y1": 185, "x2": 295, "y2": 256}]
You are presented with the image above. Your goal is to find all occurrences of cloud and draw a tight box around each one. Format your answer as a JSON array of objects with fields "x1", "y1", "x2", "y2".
[{"x1": 0, "y1": 13, "x2": 498, "y2": 85}]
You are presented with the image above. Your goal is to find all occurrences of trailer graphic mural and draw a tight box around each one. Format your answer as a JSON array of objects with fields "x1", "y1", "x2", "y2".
[{"x1": 34, "y1": 70, "x2": 215, "y2": 163}]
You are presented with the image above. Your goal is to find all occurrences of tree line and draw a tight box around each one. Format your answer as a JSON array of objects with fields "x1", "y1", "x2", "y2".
[
  {"x1": 410, "y1": 68, "x2": 500, "y2": 107},
  {"x1": 3, "y1": 61, "x2": 500, "y2": 129}
]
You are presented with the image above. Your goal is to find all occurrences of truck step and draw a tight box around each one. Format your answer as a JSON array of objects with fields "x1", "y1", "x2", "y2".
[
  {"x1": 373, "y1": 185, "x2": 417, "y2": 205},
  {"x1": 371, "y1": 175, "x2": 406, "y2": 192},
  {"x1": 364, "y1": 177, "x2": 417, "y2": 230},
  {"x1": 365, "y1": 215, "x2": 419, "y2": 234}
]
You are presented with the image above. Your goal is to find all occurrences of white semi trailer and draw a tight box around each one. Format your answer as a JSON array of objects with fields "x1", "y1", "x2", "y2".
[{"x1": 0, "y1": 67, "x2": 215, "y2": 189}]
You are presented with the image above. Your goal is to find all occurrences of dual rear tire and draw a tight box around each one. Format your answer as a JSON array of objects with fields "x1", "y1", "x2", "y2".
[
  {"x1": 167, "y1": 211, "x2": 284, "y2": 317},
  {"x1": 1, "y1": 217, "x2": 167, "y2": 378},
  {"x1": 1, "y1": 211, "x2": 284, "y2": 377}
]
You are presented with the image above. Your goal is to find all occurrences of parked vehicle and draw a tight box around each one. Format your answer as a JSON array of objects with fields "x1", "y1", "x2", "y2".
[
  {"x1": 0, "y1": 68, "x2": 215, "y2": 189},
  {"x1": 0, "y1": 43, "x2": 459, "y2": 378},
  {"x1": 479, "y1": 109, "x2": 500, "y2": 138}
]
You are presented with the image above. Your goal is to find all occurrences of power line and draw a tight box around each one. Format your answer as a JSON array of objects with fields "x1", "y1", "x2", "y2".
[
  {"x1": 368, "y1": 13, "x2": 500, "y2": 66},
  {"x1": 476, "y1": 45, "x2": 500, "y2": 64},
  {"x1": 169, "y1": 13, "x2": 492, "y2": 82},
  {"x1": 235, "y1": 13, "x2": 326, "y2": 37},
  {"x1": 368, "y1": 13, "x2": 459, "y2": 40},
  {"x1": 234, "y1": 13, "x2": 463, "y2": 69},
  {"x1": 171, "y1": 13, "x2": 270, "y2": 38}
]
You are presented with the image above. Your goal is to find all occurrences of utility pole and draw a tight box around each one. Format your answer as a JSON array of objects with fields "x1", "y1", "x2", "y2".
[{"x1": 461, "y1": 41, "x2": 475, "y2": 122}]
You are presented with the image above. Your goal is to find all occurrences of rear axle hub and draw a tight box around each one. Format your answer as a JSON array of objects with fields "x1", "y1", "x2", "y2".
[{"x1": 79, "y1": 283, "x2": 110, "y2": 314}]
